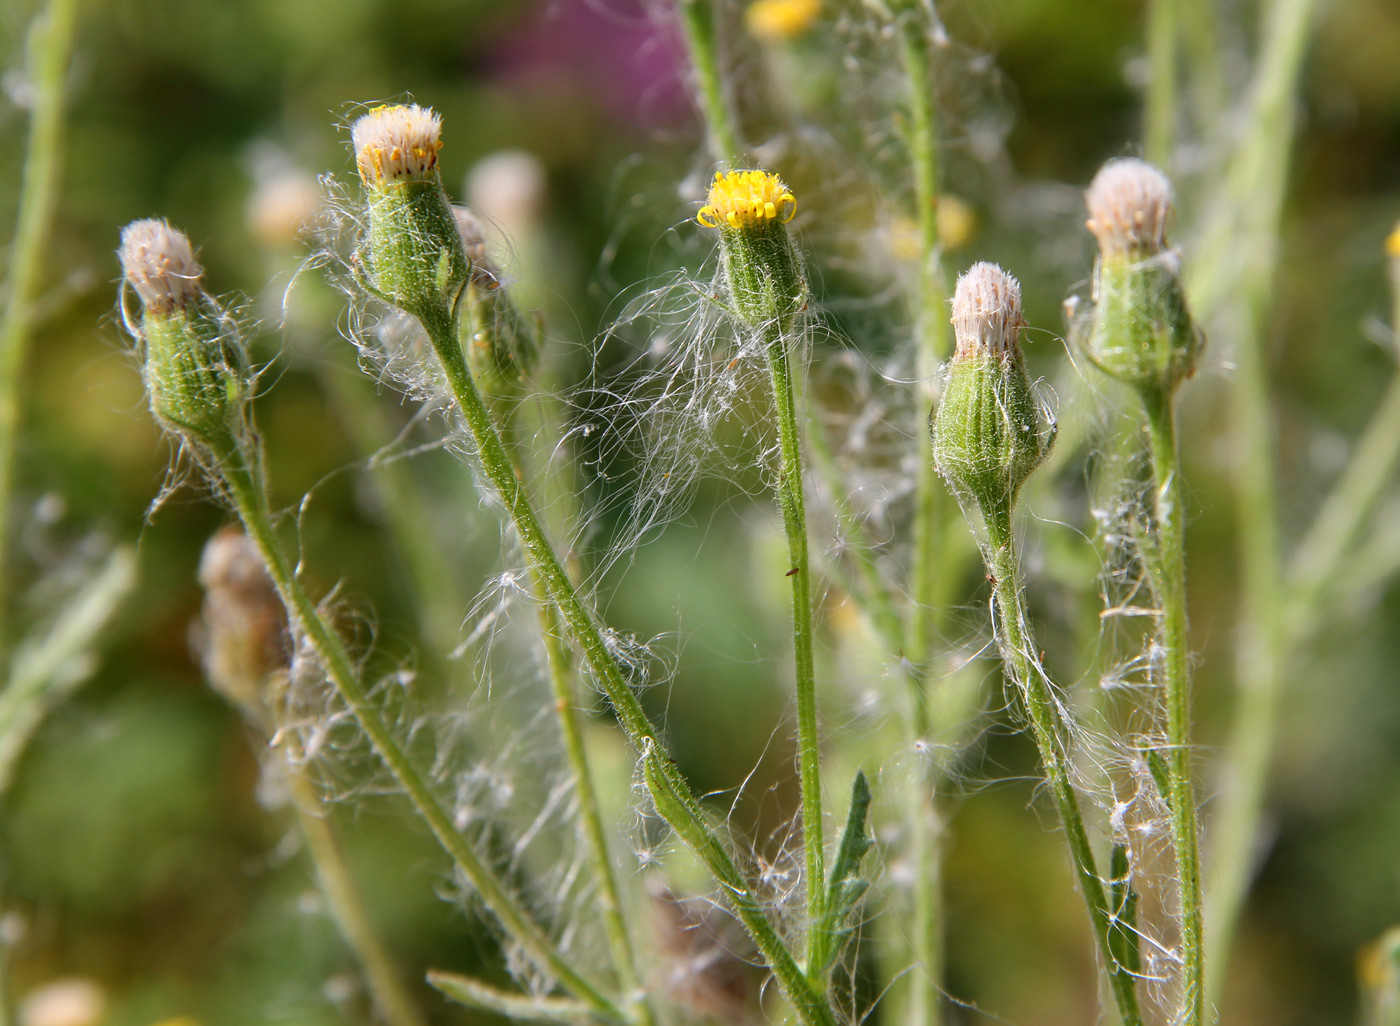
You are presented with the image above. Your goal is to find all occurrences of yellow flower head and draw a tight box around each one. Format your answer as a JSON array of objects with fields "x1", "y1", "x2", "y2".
[
  {"x1": 1386, "y1": 220, "x2": 1400, "y2": 260},
  {"x1": 352, "y1": 104, "x2": 443, "y2": 185},
  {"x1": 696, "y1": 170, "x2": 796, "y2": 231},
  {"x1": 745, "y1": 0, "x2": 820, "y2": 41}
]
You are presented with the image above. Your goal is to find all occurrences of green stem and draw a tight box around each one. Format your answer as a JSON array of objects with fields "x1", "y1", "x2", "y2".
[
  {"x1": 499, "y1": 403, "x2": 650, "y2": 1026},
  {"x1": 896, "y1": 14, "x2": 951, "y2": 1022},
  {"x1": 982, "y1": 506, "x2": 1144, "y2": 1026},
  {"x1": 761, "y1": 321, "x2": 826, "y2": 973},
  {"x1": 1284, "y1": 364, "x2": 1400, "y2": 642},
  {"x1": 675, "y1": 0, "x2": 741, "y2": 164},
  {"x1": 1144, "y1": 0, "x2": 1178, "y2": 166},
  {"x1": 281, "y1": 752, "x2": 428, "y2": 1026},
  {"x1": 1192, "y1": 0, "x2": 1316, "y2": 1005},
  {"x1": 0, "y1": 0, "x2": 80, "y2": 640},
  {"x1": 415, "y1": 307, "x2": 835, "y2": 1026},
  {"x1": 215, "y1": 446, "x2": 627, "y2": 1024},
  {"x1": 1142, "y1": 394, "x2": 1203, "y2": 1026}
]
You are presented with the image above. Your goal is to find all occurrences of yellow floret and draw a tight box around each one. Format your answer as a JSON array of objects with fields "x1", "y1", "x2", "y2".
[
  {"x1": 745, "y1": 0, "x2": 821, "y2": 41},
  {"x1": 696, "y1": 170, "x2": 797, "y2": 230},
  {"x1": 1386, "y1": 221, "x2": 1400, "y2": 260}
]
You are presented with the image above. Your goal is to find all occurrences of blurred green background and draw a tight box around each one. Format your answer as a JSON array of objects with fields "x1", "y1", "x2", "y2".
[{"x1": 3, "y1": 0, "x2": 1400, "y2": 1024}]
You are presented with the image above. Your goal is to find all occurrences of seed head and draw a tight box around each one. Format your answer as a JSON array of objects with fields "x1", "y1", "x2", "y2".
[
  {"x1": 352, "y1": 104, "x2": 443, "y2": 185},
  {"x1": 951, "y1": 262, "x2": 1025, "y2": 361},
  {"x1": 1085, "y1": 159, "x2": 1173, "y2": 258},
  {"x1": 118, "y1": 219, "x2": 204, "y2": 314},
  {"x1": 697, "y1": 170, "x2": 796, "y2": 231}
]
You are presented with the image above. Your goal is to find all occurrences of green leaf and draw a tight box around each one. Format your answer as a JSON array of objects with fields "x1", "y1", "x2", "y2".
[{"x1": 809, "y1": 771, "x2": 874, "y2": 979}]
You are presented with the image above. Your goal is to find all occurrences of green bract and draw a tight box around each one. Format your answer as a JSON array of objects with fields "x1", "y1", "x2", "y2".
[
  {"x1": 697, "y1": 169, "x2": 805, "y2": 329},
  {"x1": 931, "y1": 263, "x2": 1052, "y2": 521},
  {"x1": 1081, "y1": 158, "x2": 1203, "y2": 400},
  {"x1": 119, "y1": 218, "x2": 244, "y2": 454},
  {"x1": 353, "y1": 105, "x2": 469, "y2": 331},
  {"x1": 1085, "y1": 251, "x2": 1201, "y2": 397}
]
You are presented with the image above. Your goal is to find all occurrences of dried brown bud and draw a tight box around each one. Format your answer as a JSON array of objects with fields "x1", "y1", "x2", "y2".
[
  {"x1": 197, "y1": 527, "x2": 287, "y2": 720},
  {"x1": 1085, "y1": 159, "x2": 1173, "y2": 258},
  {"x1": 118, "y1": 219, "x2": 204, "y2": 314},
  {"x1": 951, "y1": 262, "x2": 1025, "y2": 360}
]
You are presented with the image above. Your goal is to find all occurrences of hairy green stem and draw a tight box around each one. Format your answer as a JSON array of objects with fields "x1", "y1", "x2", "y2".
[
  {"x1": 675, "y1": 0, "x2": 741, "y2": 164},
  {"x1": 281, "y1": 752, "x2": 428, "y2": 1026},
  {"x1": 215, "y1": 446, "x2": 627, "y2": 1024},
  {"x1": 761, "y1": 321, "x2": 826, "y2": 972},
  {"x1": 499, "y1": 402, "x2": 650, "y2": 1026},
  {"x1": 982, "y1": 507, "x2": 1144, "y2": 1026},
  {"x1": 1143, "y1": 395, "x2": 1203, "y2": 1026},
  {"x1": 1144, "y1": 0, "x2": 1178, "y2": 166},
  {"x1": 0, "y1": 0, "x2": 80, "y2": 639},
  {"x1": 415, "y1": 306, "x2": 835, "y2": 1026},
  {"x1": 1190, "y1": 0, "x2": 1316, "y2": 1005}
]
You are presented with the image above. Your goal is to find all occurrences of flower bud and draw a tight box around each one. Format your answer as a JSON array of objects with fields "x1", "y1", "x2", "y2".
[
  {"x1": 197, "y1": 526, "x2": 287, "y2": 722},
  {"x1": 696, "y1": 169, "x2": 806, "y2": 329},
  {"x1": 455, "y1": 207, "x2": 539, "y2": 399},
  {"x1": 352, "y1": 104, "x2": 469, "y2": 326},
  {"x1": 1082, "y1": 159, "x2": 1201, "y2": 397},
  {"x1": 119, "y1": 219, "x2": 244, "y2": 452},
  {"x1": 931, "y1": 263, "x2": 1052, "y2": 518}
]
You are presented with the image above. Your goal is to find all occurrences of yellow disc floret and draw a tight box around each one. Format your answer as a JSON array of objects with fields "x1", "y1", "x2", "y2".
[
  {"x1": 1386, "y1": 220, "x2": 1400, "y2": 260},
  {"x1": 696, "y1": 170, "x2": 797, "y2": 230},
  {"x1": 352, "y1": 104, "x2": 444, "y2": 185}
]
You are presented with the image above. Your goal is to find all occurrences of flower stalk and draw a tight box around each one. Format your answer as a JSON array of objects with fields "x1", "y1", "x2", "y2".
[
  {"x1": 932, "y1": 264, "x2": 1142, "y2": 1026},
  {"x1": 696, "y1": 168, "x2": 833, "y2": 975},
  {"x1": 120, "y1": 217, "x2": 627, "y2": 1024},
  {"x1": 0, "y1": 0, "x2": 81, "y2": 633},
  {"x1": 350, "y1": 108, "x2": 835, "y2": 1026},
  {"x1": 1081, "y1": 159, "x2": 1203, "y2": 1026}
]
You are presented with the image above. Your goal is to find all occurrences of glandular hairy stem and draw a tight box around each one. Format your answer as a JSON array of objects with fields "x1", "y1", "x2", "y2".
[
  {"x1": 982, "y1": 509, "x2": 1144, "y2": 1026},
  {"x1": 214, "y1": 445, "x2": 628, "y2": 1025},
  {"x1": 416, "y1": 308, "x2": 836, "y2": 1026}
]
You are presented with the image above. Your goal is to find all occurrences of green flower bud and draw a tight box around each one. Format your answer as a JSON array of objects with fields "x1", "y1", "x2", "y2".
[
  {"x1": 1082, "y1": 159, "x2": 1202, "y2": 398},
  {"x1": 352, "y1": 104, "x2": 469, "y2": 326},
  {"x1": 119, "y1": 219, "x2": 244, "y2": 452},
  {"x1": 931, "y1": 263, "x2": 1052, "y2": 518},
  {"x1": 455, "y1": 207, "x2": 539, "y2": 400},
  {"x1": 696, "y1": 169, "x2": 806, "y2": 329}
]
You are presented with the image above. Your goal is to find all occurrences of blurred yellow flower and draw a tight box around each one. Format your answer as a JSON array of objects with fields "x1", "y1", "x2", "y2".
[{"x1": 745, "y1": 0, "x2": 821, "y2": 41}]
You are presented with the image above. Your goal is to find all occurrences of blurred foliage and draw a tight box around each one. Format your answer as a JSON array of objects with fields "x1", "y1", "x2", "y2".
[{"x1": 2, "y1": 0, "x2": 1400, "y2": 1024}]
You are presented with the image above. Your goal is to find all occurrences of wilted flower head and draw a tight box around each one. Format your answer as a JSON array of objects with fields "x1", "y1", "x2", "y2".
[
  {"x1": 352, "y1": 104, "x2": 443, "y2": 185},
  {"x1": 118, "y1": 219, "x2": 204, "y2": 313},
  {"x1": 197, "y1": 526, "x2": 287, "y2": 719},
  {"x1": 951, "y1": 262, "x2": 1025, "y2": 361},
  {"x1": 1085, "y1": 158, "x2": 1173, "y2": 258}
]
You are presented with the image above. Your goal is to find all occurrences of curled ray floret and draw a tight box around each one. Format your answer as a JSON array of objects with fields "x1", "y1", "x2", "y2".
[
  {"x1": 352, "y1": 103, "x2": 444, "y2": 185},
  {"x1": 118, "y1": 218, "x2": 205, "y2": 313},
  {"x1": 950, "y1": 262, "x2": 1025, "y2": 361},
  {"x1": 696, "y1": 169, "x2": 797, "y2": 230},
  {"x1": 1085, "y1": 158, "x2": 1173, "y2": 257}
]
